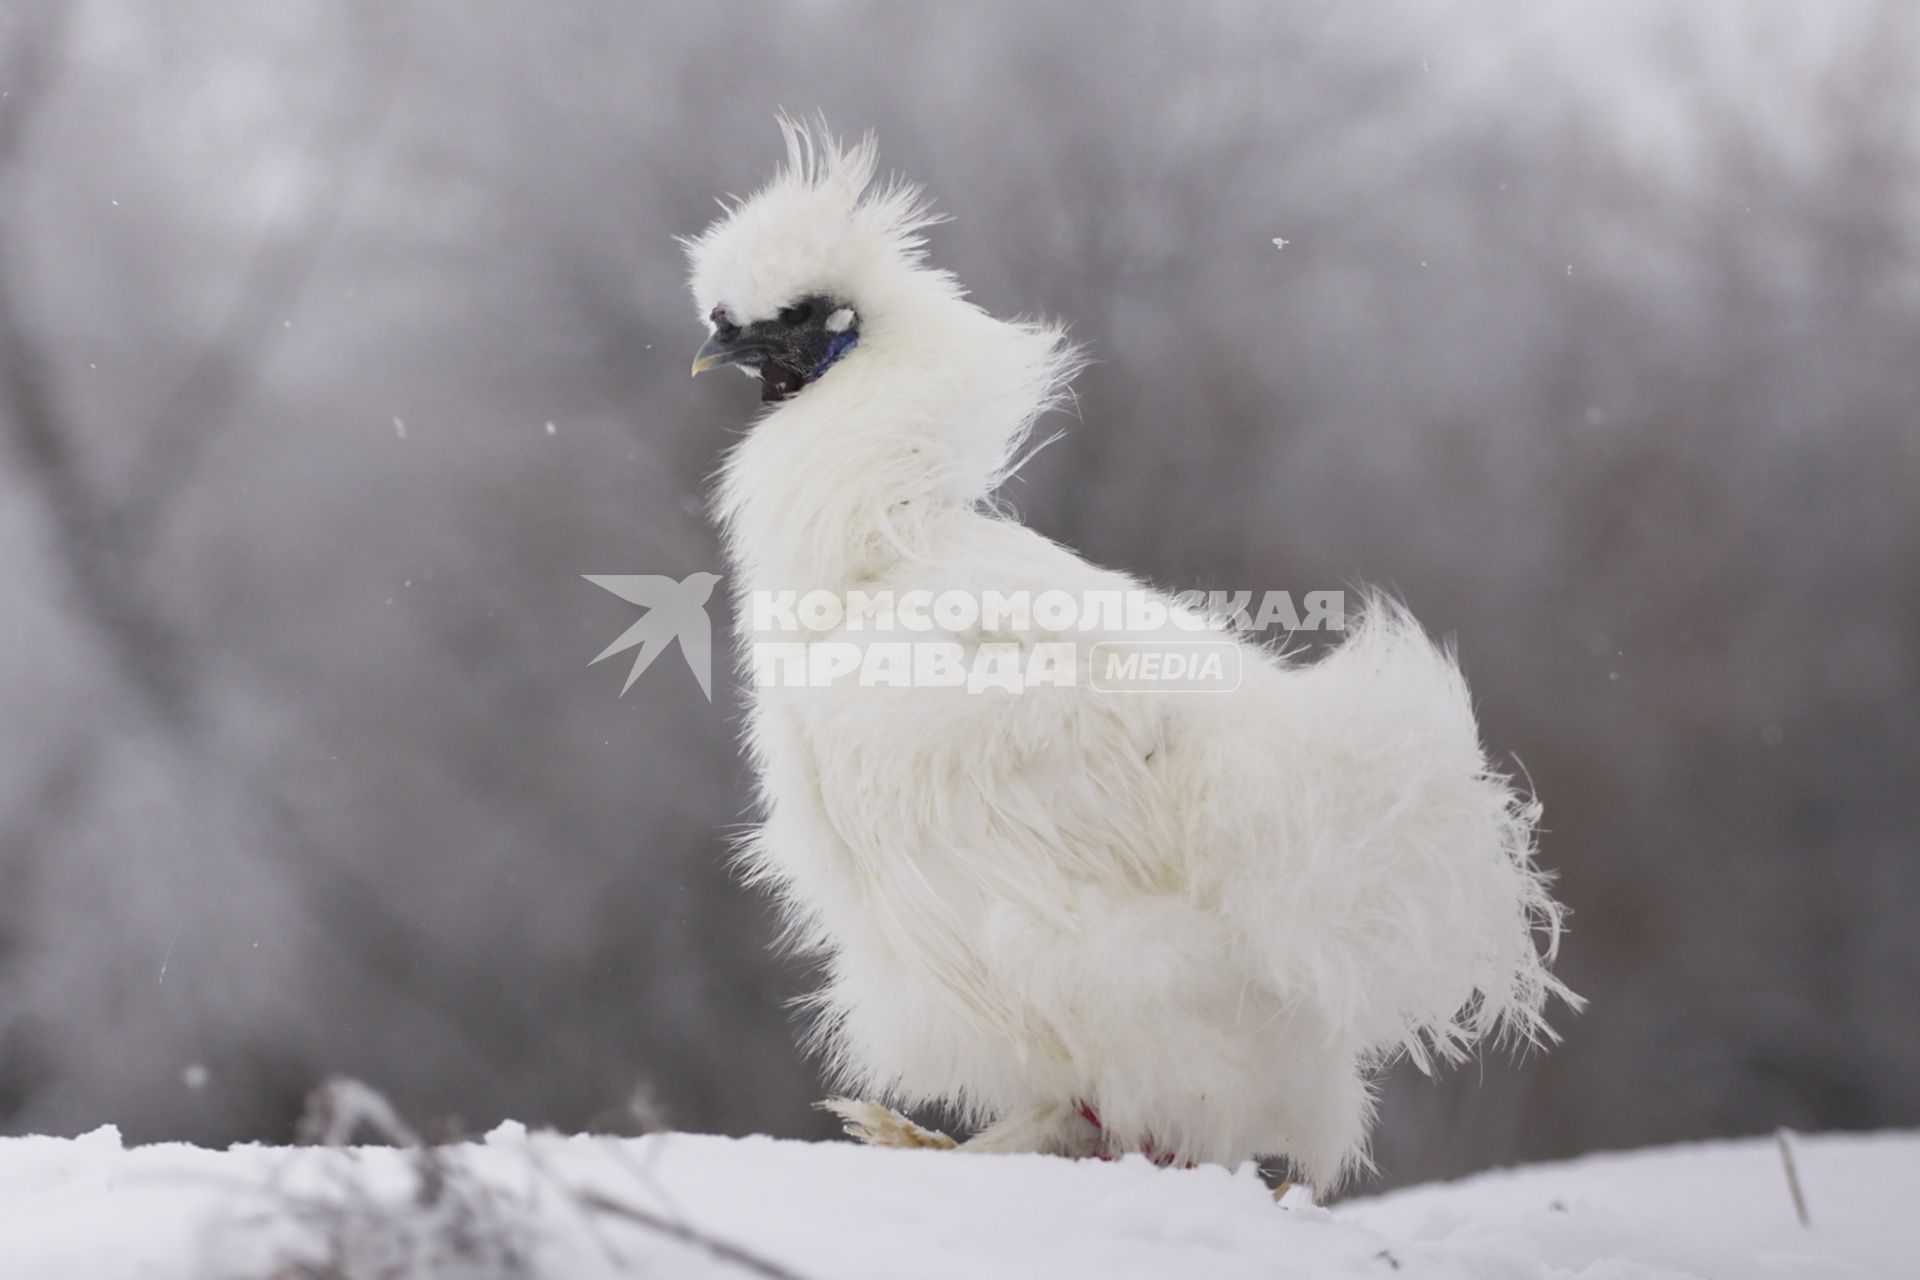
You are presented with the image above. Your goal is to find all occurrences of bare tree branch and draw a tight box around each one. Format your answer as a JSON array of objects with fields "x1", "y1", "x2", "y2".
[
  {"x1": 0, "y1": 0, "x2": 205, "y2": 726},
  {"x1": 0, "y1": 3, "x2": 540, "y2": 1091},
  {"x1": 115, "y1": 0, "x2": 413, "y2": 546}
]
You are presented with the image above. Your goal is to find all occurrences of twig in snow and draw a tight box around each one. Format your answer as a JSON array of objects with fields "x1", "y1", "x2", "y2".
[
  {"x1": 564, "y1": 1184, "x2": 814, "y2": 1280},
  {"x1": 297, "y1": 1076, "x2": 425, "y2": 1149},
  {"x1": 251, "y1": 1078, "x2": 813, "y2": 1280},
  {"x1": 249, "y1": 1078, "x2": 536, "y2": 1279},
  {"x1": 1775, "y1": 1128, "x2": 1811, "y2": 1228}
]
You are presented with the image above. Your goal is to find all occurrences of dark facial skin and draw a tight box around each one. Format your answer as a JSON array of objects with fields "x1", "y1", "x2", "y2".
[{"x1": 691, "y1": 295, "x2": 858, "y2": 403}]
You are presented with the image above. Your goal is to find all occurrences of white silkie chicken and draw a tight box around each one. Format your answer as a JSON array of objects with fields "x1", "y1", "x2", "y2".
[{"x1": 684, "y1": 120, "x2": 1575, "y2": 1190}]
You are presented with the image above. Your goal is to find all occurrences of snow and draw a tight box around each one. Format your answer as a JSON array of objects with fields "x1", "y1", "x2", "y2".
[
  {"x1": 0, "y1": 1125, "x2": 1911, "y2": 1279},
  {"x1": 1344, "y1": 1131, "x2": 1916, "y2": 1280}
]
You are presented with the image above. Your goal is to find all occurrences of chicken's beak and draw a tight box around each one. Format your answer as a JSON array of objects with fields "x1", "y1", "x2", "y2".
[{"x1": 691, "y1": 331, "x2": 772, "y2": 377}]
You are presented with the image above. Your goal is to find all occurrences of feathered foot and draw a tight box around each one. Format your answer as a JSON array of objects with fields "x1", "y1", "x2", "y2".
[
  {"x1": 963, "y1": 1102, "x2": 1100, "y2": 1156},
  {"x1": 818, "y1": 1098, "x2": 958, "y2": 1150},
  {"x1": 822, "y1": 1098, "x2": 1187, "y2": 1164},
  {"x1": 819, "y1": 1098, "x2": 1102, "y2": 1157}
]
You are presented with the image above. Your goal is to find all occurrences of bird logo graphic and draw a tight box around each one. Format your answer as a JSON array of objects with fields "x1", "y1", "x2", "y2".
[{"x1": 583, "y1": 572, "x2": 721, "y2": 699}]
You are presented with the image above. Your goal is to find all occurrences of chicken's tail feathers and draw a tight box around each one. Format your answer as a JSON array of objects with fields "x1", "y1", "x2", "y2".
[{"x1": 1241, "y1": 590, "x2": 1580, "y2": 1073}]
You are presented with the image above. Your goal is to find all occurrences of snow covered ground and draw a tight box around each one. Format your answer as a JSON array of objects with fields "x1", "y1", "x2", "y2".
[{"x1": 0, "y1": 1122, "x2": 1912, "y2": 1278}]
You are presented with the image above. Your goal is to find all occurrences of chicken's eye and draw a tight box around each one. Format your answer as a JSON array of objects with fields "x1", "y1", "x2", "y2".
[{"x1": 777, "y1": 302, "x2": 814, "y2": 327}]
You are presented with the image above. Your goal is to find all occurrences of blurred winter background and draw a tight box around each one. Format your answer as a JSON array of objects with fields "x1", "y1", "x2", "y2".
[{"x1": 0, "y1": 0, "x2": 1914, "y2": 1190}]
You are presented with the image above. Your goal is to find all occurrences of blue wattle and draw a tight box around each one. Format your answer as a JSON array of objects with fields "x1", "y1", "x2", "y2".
[{"x1": 811, "y1": 329, "x2": 859, "y2": 379}]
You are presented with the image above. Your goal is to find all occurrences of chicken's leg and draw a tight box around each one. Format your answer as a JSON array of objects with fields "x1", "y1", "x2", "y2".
[
  {"x1": 819, "y1": 1098, "x2": 1101, "y2": 1156},
  {"x1": 818, "y1": 1098, "x2": 957, "y2": 1149}
]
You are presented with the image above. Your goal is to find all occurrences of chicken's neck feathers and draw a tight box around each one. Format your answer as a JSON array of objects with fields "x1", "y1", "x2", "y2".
[{"x1": 715, "y1": 304, "x2": 1073, "y2": 594}]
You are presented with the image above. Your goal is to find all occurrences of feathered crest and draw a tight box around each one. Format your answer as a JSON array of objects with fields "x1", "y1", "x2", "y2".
[
  {"x1": 769, "y1": 112, "x2": 947, "y2": 251},
  {"x1": 772, "y1": 112, "x2": 875, "y2": 194},
  {"x1": 685, "y1": 115, "x2": 951, "y2": 324}
]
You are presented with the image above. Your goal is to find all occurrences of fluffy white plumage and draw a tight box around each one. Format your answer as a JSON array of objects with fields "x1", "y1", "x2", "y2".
[{"x1": 686, "y1": 120, "x2": 1576, "y2": 1189}]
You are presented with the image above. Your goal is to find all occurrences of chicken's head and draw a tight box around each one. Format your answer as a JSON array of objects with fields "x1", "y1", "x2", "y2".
[{"x1": 683, "y1": 116, "x2": 947, "y2": 404}]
